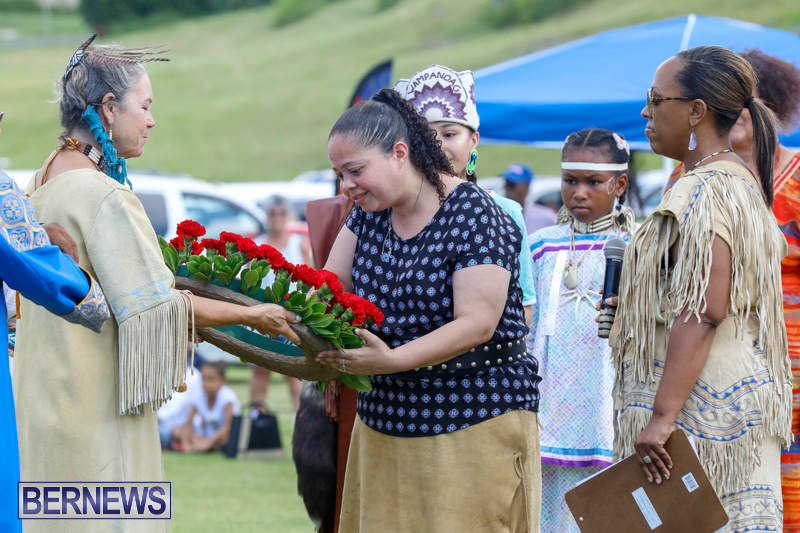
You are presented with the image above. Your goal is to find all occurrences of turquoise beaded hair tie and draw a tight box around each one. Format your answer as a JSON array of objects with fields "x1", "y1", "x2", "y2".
[{"x1": 82, "y1": 105, "x2": 130, "y2": 188}]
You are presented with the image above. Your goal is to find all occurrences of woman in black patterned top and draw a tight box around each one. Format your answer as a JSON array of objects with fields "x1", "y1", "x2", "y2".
[{"x1": 318, "y1": 89, "x2": 542, "y2": 532}]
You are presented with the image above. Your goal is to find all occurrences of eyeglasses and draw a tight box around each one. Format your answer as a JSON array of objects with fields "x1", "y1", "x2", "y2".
[{"x1": 647, "y1": 88, "x2": 691, "y2": 115}]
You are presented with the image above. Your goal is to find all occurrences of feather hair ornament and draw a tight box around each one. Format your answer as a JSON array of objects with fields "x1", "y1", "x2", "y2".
[
  {"x1": 63, "y1": 33, "x2": 97, "y2": 84},
  {"x1": 84, "y1": 44, "x2": 171, "y2": 69},
  {"x1": 63, "y1": 35, "x2": 170, "y2": 85}
]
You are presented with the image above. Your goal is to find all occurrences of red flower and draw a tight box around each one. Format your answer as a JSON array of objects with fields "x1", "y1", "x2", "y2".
[
  {"x1": 169, "y1": 236, "x2": 185, "y2": 250},
  {"x1": 333, "y1": 292, "x2": 383, "y2": 327},
  {"x1": 258, "y1": 244, "x2": 294, "y2": 273},
  {"x1": 335, "y1": 292, "x2": 368, "y2": 325},
  {"x1": 319, "y1": 270, "x2": 344, "y2": 297},
  {"x1": 219, "y1": 232, "x2": 243, "y2": 245},
  {"x1": 292, "y1": 264, "x2": 323, "y2": 288},
  {"x1": 237, "y1": 237, "x2": 259, "y2": 261},
  {"x1": 176, "y1": 220, "x2": 206, "y2": 239},
  {"x1": 200, "y1": 238, "x2": 227, "y2": 257},
  {"x1": 190, "y1": 240, "x2": 205, "y2": 256},
  {"x1": 364, "y1": 301, "x2": 384, "y2": 326}
]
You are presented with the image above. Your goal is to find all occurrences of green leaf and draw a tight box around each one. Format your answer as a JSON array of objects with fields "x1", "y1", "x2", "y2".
[
  {"x1": 312, "y1": 303, "x2": 328, "y2": 314},
  {"x1": 317, "y1": 381, "x2": 328, "y2": 393},
  {"x1": 213, "y1": 256, "x2": 227, "y2": 271},
  {"x1": 243, "y1": 269, "x2": 260, "y2": 288},
  {"x1": 162, "y1": 246, "x2": 179, "y2": 274},
  {"x1": 339, "y1": 373, "x2": 372, "y2": 392},
  {"x1": 288, "y1": 291, "x2": 307, "y2": 308},
  {"x1": 157, "y1": 235, "x2": 169, "y2": 248},
  {"x1": 300, "y1": 306, "x2": 314, "y2": 320},
  {"x1": 273, "y1": 279, "x2": 289, "y2": 302},
  {"x1": 311, "y1": 326, "x2": 334, "y2": 336},
  {"x1": 244, "y1": 284, "x2": 260, "y2": 296},
  {"x1": 199, "y1": 262, "x2": 213, "y2": 277},
  {"x1": 194, "y1": 273, "x2": 212, "y2": 283},
  {"x1": 300, "y1": 293, "x2": 318, "y2": 309},
  {"x1": 343, "y1": 338, "x2": 365, "y2": 349},
  {"x1": 280, "y1": 278, "x2": 290, "y2": 298},
  {"x1": 339, "y1": 331, "x2": 362, "y2": 344},
  {"x1": 186, "y1": 262, "x2": 199, "y2": 276},
  {"x1": 307, "y1": 314, "x2": 335, "y2": 329},
  {"x1": 340, "y1": 309, "x2": 355, "y2": 323},
  {"x1": 263, "y1": 286, "x2": 277, "y2": 304}
]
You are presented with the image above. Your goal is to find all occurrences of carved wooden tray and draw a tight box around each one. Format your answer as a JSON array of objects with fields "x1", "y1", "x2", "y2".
[{"x1": 175, "y1": 277, "x2": 340, "y2": 381}]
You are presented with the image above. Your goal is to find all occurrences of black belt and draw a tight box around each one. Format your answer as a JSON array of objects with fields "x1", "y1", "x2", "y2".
[{"x1": 397, "y1": 338, "x2": 529, "y2": 378}]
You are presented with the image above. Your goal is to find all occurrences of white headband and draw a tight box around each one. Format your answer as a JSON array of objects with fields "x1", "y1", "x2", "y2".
[{"x1": 561, "y1": 162, "x2": 628, "y2": 171}]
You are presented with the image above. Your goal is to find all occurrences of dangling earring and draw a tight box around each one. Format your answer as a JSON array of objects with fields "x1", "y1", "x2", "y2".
[
  {"x1": 108, "y1": 124, "x2": 113, "y2": 142},
  {"x1": 466, "y1": 149, "x2": 478, "y2": 176},
  {"x1": 688, "y1": 123, "x2": 697, "y2": 151}
]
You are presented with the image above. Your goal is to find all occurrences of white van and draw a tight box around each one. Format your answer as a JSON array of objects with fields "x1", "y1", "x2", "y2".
[
  {"x1": 130, "y1": 172, "x2": 267, "y2": 239},
  {"x1": 4, "y1": 169, "x2": 267, "y2": 240}
]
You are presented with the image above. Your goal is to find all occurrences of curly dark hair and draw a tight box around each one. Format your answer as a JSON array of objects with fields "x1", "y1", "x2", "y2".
[
  {"x1": 562, "y1": 128, "x2": 631, "y2": 205},
  {"x1": 740, "y1": 49, "x2": 800, "y2": 134},
  {"x1": 328, "y1": 88, "x2": 454, "y2": 204}
]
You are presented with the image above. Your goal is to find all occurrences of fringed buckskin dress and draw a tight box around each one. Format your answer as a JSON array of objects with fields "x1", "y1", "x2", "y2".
[{"x1": 611, "y1": 161, "x2": 792, "y2": 532}]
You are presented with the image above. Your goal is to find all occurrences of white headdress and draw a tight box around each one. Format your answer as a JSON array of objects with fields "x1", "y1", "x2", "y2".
[{"x1": 394, "y1": 64, "x2": 479, "y2": 131}]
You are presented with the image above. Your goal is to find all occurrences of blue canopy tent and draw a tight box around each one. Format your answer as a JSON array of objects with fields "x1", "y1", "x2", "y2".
[{"x1": 474, "y1": 15, "x2": 800, "y2": 150}]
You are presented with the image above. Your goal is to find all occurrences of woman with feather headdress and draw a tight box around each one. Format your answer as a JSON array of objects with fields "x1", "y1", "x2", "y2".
[{"x1": 12, "y1": 36, "x2": 301, "y2": 532}]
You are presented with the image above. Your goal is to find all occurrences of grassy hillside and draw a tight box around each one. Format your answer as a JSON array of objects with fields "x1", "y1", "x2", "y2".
[{"x1": 1, "y1": 0, "x2": 799, "y2": 182}]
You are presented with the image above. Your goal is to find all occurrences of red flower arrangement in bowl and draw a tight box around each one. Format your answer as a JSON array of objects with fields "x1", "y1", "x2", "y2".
[{"x1": 159, "y1": 220, "x2": 383, "y2": 391}]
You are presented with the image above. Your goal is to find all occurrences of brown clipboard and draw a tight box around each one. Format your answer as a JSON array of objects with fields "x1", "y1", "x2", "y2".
[{"x1": 565, "y1": 429, "x2": 729, "y2": 532}]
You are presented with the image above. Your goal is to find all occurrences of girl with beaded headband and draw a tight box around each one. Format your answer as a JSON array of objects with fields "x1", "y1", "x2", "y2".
[
  {"x1": 609, "y1": 46, "x2": 790, "y2": 532},
  {"x1": 14, "y1": 36, "x2": 302, "y2": 533},
  {"x1": 525, "y1": 127, "x2": 634, "y2": 532}
]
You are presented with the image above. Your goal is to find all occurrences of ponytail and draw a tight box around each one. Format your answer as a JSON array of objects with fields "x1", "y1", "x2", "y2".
[
  {"x1": 747, "y1": 98, "x2": 778, "y2": 206},
  {"x1": 676, "y1": 46, "x2": 780, "y2": 207},
  {"x1": 329, "y1": 88, "x2": 454, "y2": 204}
]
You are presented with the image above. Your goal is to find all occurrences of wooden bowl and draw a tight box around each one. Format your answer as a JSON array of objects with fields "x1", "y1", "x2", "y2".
[{"x1": 175, "y1": 277, "x2": 340, "y2": 381}]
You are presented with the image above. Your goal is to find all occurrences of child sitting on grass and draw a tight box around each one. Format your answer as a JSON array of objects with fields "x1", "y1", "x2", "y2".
[{"x1": 176, "y1": 361, "x2": 241, "y2": 453}]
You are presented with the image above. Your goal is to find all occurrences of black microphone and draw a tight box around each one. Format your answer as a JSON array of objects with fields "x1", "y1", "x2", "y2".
[{"x1": 598, "y1": 238, "x2": 627, "y2": 339}]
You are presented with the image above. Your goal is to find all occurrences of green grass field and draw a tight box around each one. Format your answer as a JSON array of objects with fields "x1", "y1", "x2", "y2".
[
  {"x1": 1, "y1": 0, "x2": 798, "y2": 183},
  {"x1": 164, "y1": 364, "x2": 313, "y2": 532}
]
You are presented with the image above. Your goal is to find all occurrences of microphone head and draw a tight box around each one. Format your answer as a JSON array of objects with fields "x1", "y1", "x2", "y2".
[{"x1": 603, "y1": 238, "x2": 627, "y2": 261}]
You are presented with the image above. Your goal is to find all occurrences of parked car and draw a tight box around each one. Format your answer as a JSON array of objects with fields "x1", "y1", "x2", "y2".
[
  {"x1": 129, "y1": 171, "x2": 267, "y2": 239},
  {"x1": 3, "y1": 169, "x2": 267, "y2": 240},
  {"x1": 479, "y1": 168, "x2": 669, "y2": 220},
  {"x1": 220, "y1": 170, "x2": 338, "y2": 222}
]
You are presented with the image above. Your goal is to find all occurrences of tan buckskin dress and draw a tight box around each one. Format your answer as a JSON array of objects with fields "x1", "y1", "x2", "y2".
[
  {"x1": 611, "y1": 161, "x2": 792, "y2": 532},
  {"x1": 15, "y1": 169, "x2": 188, "y2": 532}
]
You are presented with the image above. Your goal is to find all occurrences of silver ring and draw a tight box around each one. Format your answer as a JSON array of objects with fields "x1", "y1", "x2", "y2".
[
  {"x1": 341, "y1": 359, "x2": 347, "y2": 373},
  {"x1": 642, "y1": 455, "x2": 652, "y2": 465}
]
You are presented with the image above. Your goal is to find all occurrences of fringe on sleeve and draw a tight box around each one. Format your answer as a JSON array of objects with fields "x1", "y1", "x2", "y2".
[
  {"x1": 612, "y1": 165, "x2": 792, "y2": 495},
  {"x1": 614, "y1": 167, "x2": 790, "y2": 391},
  {"x1": 117, "y1": 293, "x2": 189, "y2": 415}
]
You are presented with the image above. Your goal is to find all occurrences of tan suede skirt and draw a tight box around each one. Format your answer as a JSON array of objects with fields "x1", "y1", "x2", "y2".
[{"x1": 338, "y1": 410, "x2": 541, "y2": 533}]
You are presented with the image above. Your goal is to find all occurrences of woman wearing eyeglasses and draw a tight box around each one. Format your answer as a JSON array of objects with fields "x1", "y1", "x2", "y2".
[{"x1": 608, "y1": 46, "x2": 792, "y2": 531}]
